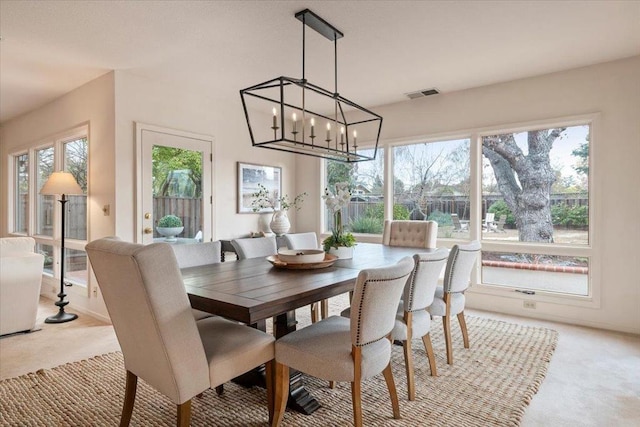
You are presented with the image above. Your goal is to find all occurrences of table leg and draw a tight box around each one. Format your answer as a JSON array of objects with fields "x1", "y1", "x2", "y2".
[{"x1": 274, "y1": 311, "x2": 321, "y2": 415}]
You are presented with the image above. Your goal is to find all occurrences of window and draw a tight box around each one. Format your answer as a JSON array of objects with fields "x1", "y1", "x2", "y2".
[
  {"x1": 321, "y1": 117, "x2": 594, "y2": 301},
  {"x1": 36, "y1": 146, "x2": 54, "y2": 237},
  {"x1": 10, "y1": 126, "x2": 89, "y2": 289},
  {"x1": 64, "y1": 137, "x2": 88, "y2": 240},
  {"x1": 14, "y1": 154, "x2": 29, "y2": 234},
  {"x1": 324, "y1": 147, "x2": 384, "y2": 234},
  {"x1": 393, "y1": 138, "x2": 471, "y2": 239},
  {"x1": 481, "y1": 124, "x2": 590, "y2": 296}
]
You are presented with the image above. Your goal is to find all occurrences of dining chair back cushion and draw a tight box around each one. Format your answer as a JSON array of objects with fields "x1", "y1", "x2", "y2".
[
  {"x1": 383, "y1": 220, "x2": 438, "y2": 249},
  {"x1": 231, "y1": 236, "x2": 277, "y2": 260},
  {"x1": 350, "y1": 256, "x2": 415, "y2": 347},
  {"x1": 171, "y1": 241, "x2": 221, "y2": 268},
  {"x1": 275, "y1": 256, "x2": 414, "y2": 382},
  {"x1": 403, "y1": 249, "x2": 449, "y2": 312},
  {"x1": 443, "y1": 240, "x2": 481, "y2": 293},
  {"x1": 86, "y1": 237, "x2": 209, "y2": 403},
  {"x1": 283, "y1": 232, "x2": 319, "y2": 249}
]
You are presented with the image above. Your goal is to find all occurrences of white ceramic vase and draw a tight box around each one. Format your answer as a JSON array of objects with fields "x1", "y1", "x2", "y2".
[
  {"x1": 328, "y1": 245, "x2": 354, "y2": 259},
  {"x1": 156, "y1": 226, "x2": 184, "y2": 242},
  {"x1": 270, "y1": 210, "x2": 291, "y2": 236}
]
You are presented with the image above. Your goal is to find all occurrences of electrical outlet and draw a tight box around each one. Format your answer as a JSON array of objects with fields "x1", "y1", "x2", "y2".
[{"x1": 523, "y1": 301, "x2": 536, "y2": 309}]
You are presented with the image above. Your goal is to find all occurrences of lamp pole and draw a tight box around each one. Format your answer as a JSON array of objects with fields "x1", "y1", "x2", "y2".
[{"x1": 45, "y1": 193, "x2": 78, "y2": 323}]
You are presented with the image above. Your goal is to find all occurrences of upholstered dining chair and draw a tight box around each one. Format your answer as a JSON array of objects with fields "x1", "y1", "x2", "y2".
[
  {"x1": 341, "y1": 249, "x2": 449, "y2": 400},
  {"x1": 383, "y1": 220, "x2": 438, "y2": 249},
  {"x1": 86, "y1": 237, "x2": 275, "y2": 427},
  {"x1": 282, "y1": 232, "x2": 328, "y2": 323},
  {"x1": 391, "y1": 249, "x2": 449, "y2": 400},
  {"x1": 171, "y1": 241, "x2": 222, "y2": 321},
  {"x1": 271, "y1": 257, "x2": 415, "y2": 427},
  {"x1": 171, "y1": 241, "x2": 222, "y2": 268},
  {"x1": 427, "y1": 240, "x2": 481, "y2": 365},
  {"x1": 231, "y1": 235, "x2": 278, "y2": 260}
]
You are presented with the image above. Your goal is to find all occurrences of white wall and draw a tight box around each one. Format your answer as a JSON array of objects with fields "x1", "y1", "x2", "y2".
[
  {"x1": 113, "y1": 71, "x2": 299, "y2": 242},
  {"x1": 0, "y1": 72, "x2": 116, "y2": 319},
  {"x1": 296, "y1": 56, "x2": 640, "y2": 334}
]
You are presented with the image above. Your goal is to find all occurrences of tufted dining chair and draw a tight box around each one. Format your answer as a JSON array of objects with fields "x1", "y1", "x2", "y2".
[
  {"x1": 231, "y1": 236, "x2": 278, "y2": 260},
  {"x1": 271, "y1": 257, "x2": 415, "y2": 427},
  {"x1": 282, "y1": 232, "x2": 328, "y2": 323},
  {"x1": 428, "y1": 240, "x2": 481, "y2": 365},
  {"x1": 383, "y1": 220, "x2": 438, "y2": 249},
  {"x1": 391, "y1": 249, "x2": 449, "y2": 400},
  {"x1": 86, "y1": 237, "x2": 275, "y2": 427}
]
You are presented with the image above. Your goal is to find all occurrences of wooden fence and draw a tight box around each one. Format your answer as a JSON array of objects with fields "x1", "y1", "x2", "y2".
[{"x1": 154, "y1": 197, "x2": 202, "y2": 238}]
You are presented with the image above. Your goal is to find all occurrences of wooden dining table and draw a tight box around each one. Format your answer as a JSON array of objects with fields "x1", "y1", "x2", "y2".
[{"x1": 181, "y1": 243, "x2": 428, "y2": 414}]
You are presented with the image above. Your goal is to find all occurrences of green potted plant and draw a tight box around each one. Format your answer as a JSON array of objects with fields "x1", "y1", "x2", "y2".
[
  {"x1": 157, "y1": 214, "x2": 184, "y2": 242},
  {"x1": 322, "y1": 182, "x2": 356, "y2": 258}
]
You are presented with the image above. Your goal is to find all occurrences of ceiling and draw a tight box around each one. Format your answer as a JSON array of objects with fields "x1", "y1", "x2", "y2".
[{"x1": 1, "y1": 0, "x2": 639, "y2": 124}]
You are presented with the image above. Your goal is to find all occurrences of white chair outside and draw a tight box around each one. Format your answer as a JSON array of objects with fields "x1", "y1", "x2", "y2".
[
  {"x1": 271, "y1": 257, "x2": 415, "y2": 427},
  {"x1": 86, "y1": 237, "x2": 275, "y2": 427},
  {"x1": 427, "y1": 240, "x2": 481, "y2": 364}
]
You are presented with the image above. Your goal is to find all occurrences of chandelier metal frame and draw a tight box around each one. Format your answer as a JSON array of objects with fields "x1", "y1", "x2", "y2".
[{"x1": 240, "y1": 9, "x2": 382, "y2": 163}]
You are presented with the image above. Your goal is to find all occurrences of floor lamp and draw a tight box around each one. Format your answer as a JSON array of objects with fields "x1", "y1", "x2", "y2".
[{"x1": 40, "y1": 171, "x2": 83, "y2": 323}]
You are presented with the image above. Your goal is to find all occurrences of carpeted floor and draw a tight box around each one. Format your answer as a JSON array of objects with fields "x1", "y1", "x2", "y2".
[{"x1": 0, "y1": 312, "x2": 557, "y2": 427}]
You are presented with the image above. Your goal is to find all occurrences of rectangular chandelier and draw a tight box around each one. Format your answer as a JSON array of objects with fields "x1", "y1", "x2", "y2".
[{"x1": 240, "y1": 9, "x2": 383, "y2": 163}]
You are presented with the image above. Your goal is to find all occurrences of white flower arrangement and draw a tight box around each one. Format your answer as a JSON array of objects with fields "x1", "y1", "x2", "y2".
[
  {"x1": 251, "y1": 183, "x2": 306, "y2": 212},
  {"x1": 322, "y1": 182, "x2": 356, "y2": 251}
]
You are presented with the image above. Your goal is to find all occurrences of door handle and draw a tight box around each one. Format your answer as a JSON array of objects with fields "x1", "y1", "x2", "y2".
[{"x1": 144, "y1": 227, "x2": 153, "y2": 234}]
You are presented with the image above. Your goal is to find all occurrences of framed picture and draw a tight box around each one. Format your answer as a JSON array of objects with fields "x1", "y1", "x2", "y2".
[{"x1": 237, "y1": 162, "x2": 282, "y2": 213}]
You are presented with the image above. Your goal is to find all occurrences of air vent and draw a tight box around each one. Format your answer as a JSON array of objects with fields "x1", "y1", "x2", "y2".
[{"x1": 405, "y1": 88, "x2": 440, "y2": 99}]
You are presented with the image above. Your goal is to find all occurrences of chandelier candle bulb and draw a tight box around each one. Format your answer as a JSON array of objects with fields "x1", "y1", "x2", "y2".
[
  {"x1": 272, "y1": 107, "x2": 277, "y2": 128},
  {"x1": 310, "y1": 118, "x2": 315, "y2": 138},
  {"x1": 292, "y1": 113, "x2": 297, "y2": 132},
  {"x1": 326, "y1": 122, "x2": 331, "y2": 142}
]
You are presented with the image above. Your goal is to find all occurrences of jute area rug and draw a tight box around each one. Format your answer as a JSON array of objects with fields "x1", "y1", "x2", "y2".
[{"x1": 0, "y1": 306, "x2": 557, "y2": 426}]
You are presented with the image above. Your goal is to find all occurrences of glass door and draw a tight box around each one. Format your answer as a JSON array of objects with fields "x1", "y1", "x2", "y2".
[{"x1": 137, "y1": 124, "x2": 213, "y2": 245}]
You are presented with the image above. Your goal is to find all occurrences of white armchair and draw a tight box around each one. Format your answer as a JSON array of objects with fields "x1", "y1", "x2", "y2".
[{"x1": 0, "y1": 237, "x2": 44, "y2": 336}]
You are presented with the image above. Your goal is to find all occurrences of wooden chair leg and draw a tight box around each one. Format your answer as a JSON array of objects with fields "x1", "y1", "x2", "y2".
[
  {"x1": 329, "y1": 381, "x2": 336, "y2": 389},
  {"x1": 214, "y1": 385, "x2": 224, "y2": 395},
  {"x1": 351, "y1": 346, "x2": 363, "y2": 427},
  {"x1": 176, "y1": 400, "x2": 191, "y2": 427},
  {"x1": 272, "y1": 363, "x2": 289, "y2": 427},
  {"x1": 119, "y1": 370, "x2": 137, "y2": 427},
  {"x1": 402, "y1": 340, "x2": 415, "y2": 401},
  {"x1": 310, "y1": 303, "x2": 319, "y2": 323},
  {"x1": 351, "y1": 380, "x2": 363, "y2": 427},
  {"x1": 321, "y1": 298, "x2": 329, "y2": 319},
  {"x1": 265, "y1": 360, "x2": 274, "y2": 424},
  {"x1": 381, "y1": 363, "x2": 401, "y2": 419},
  {"x1": 457, "y1": 311, "x2": 470, "y2": 348},
  {"x1": 443, "y1": 315, "x2": 453, "y2": 364},
  {"x1": 421, "y1": 333, "x2": 438, "y2": 376}
]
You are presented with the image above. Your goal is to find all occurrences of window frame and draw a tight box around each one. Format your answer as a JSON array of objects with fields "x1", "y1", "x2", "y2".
[
  {"x1": 8, "y1": 124, "x2": 90, "y2": 295},
  {"x1": 320, "y1": 113, "x2": 598, "y2": 308}
]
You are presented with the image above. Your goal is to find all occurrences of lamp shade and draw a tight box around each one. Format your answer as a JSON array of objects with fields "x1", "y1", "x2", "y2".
[{"x1": 39, "y1": 171, "x2": 83, "y2": 196}]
